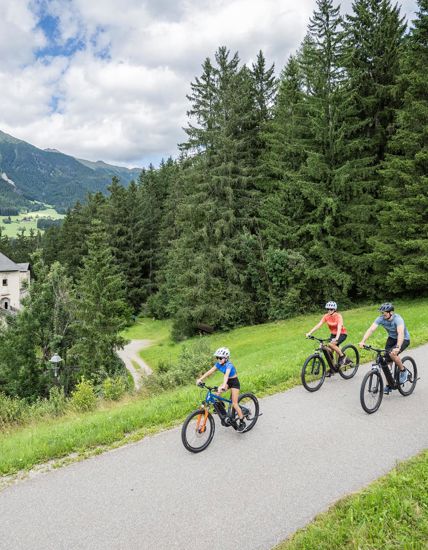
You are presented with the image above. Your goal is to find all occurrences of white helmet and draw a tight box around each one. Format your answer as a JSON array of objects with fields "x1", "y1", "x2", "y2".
[
  {"x1": 214, "y1": 347, "x2": 230, "y2": 359},
  {"x1": 325, "y1": 301, "x2": 337, "y2": 310}
]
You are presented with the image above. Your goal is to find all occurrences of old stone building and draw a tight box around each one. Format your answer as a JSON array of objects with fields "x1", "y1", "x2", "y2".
[{"x1": 0, "y1": 252, "x2": 30, "y2": 312}]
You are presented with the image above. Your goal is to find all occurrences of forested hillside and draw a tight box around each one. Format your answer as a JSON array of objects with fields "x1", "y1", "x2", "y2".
[
  {"x1": 0, "y1": 130, "x2": 141, "y2": 211},
  {"x1": 0, "y1": 0, "x2": 427, "y2": 400}
]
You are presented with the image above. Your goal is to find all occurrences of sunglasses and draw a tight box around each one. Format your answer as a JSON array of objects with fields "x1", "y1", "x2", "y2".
[{"x1": 216, "y1": 356, "x2": 225, "y2": 360}]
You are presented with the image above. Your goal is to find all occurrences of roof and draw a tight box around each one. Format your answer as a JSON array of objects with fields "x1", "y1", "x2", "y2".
[{"x1": 0, "y1": 252, "x2": 29, "y2": 272}]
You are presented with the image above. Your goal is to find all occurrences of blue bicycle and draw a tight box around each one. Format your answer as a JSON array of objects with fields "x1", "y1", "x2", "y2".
[{"x1": 181, "y1": 383, "x2": 260, "y2": 453}]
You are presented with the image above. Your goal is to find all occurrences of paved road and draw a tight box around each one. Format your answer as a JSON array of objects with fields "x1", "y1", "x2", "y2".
[{"x1": 1, "y1": 345, "x2": 427, "y2": 550}]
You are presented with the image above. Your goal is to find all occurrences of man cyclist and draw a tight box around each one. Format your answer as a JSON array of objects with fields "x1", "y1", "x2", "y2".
[
  {"x1": 306, "y1": 301, "x2": 351, "y2": 375},
  {"x1": 359, "y1": 303, "x2": 410, "y2": 393}
]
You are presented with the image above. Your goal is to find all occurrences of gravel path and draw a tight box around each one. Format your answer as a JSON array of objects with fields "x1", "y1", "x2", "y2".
[
  {"x1": 0, "y1": 344, "x2": 426, "y2": 550},
  {"x1": 116, "y1": 339, "x2": 152, "y2": 390}
]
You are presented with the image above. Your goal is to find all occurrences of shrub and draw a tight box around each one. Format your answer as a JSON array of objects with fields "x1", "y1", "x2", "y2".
[
  {"x1": 146, "y1": 338, "x2": 212, "y2": 392},
  {"x1": 47, "y1": 386, "x2": 68, "y2": 416},
  {"x1": 0, "y1": 393, "x2": 29, "y2": 428},
  {"x1": 102, "y1": 376, "x2": 127, "y2": 401},
  {"x1": 70, "y1": 378, "x2": 97, "y2": 412}
]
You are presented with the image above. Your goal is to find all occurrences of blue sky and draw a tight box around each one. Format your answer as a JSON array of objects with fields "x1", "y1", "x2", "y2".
[{"x1": 0, "y1": 0, "x2": 420, "y2": 168}]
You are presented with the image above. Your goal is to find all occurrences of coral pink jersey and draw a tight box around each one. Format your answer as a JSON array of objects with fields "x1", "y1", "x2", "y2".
[{"x1": 322, "y1": 312, "x2": 347, "y2": 334}]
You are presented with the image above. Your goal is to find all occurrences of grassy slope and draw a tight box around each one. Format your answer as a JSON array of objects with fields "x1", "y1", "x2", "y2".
[
  {"x1": 275, "y1": 450, "x2": 428, "y2": 550},
  {"x1": 1, "y1": 298, "x2": 427, "y2": 477},
  {"x1": 1, "y1": 208, "x2": 63, "y2": 237}
]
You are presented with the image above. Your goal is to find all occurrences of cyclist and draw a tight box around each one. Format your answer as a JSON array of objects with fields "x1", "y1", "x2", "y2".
[
  {"x1": 196, "y1": 347, "x2": 246, "y2": 432},
  {"x1": 306, "y1": 301, "x2": 351, "y2": 375},
  {"x1": 359, "y1": 303, "x2": 410, "y2": 393}
]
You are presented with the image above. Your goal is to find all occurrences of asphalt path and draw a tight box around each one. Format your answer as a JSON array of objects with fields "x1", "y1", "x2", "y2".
[{"x1": 1, "y1": 344, "x2": 427, "y2": 550}]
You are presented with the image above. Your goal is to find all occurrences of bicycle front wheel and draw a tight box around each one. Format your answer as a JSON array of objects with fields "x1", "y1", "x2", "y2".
[
  {"x1": 237, "y1": 393, "x2": 259, "y2": 432},
  {"x1": 301, "y1": 354, "x2": 326, "y2": 392},
  {"x1": 338, "y1": 344, "x2": 360, "y2": 379},
  {"x1": 360, "y1": 370, "x2": 383, "y2": 414},
  {"x1": 397, "y1": 356, "x2": 418, "y2": 396},
  {"x1": 181, "y1": 409, "x2": 215, "y2": 453}
]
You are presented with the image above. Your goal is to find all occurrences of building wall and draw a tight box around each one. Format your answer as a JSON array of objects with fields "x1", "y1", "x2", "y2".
[{"x1": 0, "y1": 271, "x2": 25, "y2": 310}]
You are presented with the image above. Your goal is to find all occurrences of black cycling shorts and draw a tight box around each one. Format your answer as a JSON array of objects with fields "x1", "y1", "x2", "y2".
[
  {"x1": 227, "y1": 377, "x2": 240, "y2": 390},
  {"x1": 329, "y1": 333, "x2": 347, "y2": 345},
  {"x1": 385, "y1": 337, "x2": 410, "y2": 360}
]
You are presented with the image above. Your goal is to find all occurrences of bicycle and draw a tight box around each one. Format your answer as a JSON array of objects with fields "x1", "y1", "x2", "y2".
[
  {"x1": 360, "y1": 345, "x2": 418, "y2": 414},
  {"x1": 181, "y1": 383, "x2": 260, "y2": 453},
  {"x1": 301, "y1": 335, "x2": 360, "y2": 392}
]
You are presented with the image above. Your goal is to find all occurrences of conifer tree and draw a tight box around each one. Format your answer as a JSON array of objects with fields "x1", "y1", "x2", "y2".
[
  {"x1": 373, "y1": 0, "x2": 428, "y2": 293},
  {"x1": 70, "y1": 220, "x2": 130, "y2": 380},
  {"x1": 336, "y1": 0, "x2": 405, "y2": 296}
]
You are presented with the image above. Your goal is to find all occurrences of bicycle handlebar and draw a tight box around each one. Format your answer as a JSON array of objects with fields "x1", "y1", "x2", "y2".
[
  {"x1": 197, "y1": 382, "x2": 218, "y2": 392},
  {"x1": 306, "y1": 335, "x2": 329, "y2": 344},
  {"x1": 363, "y1": 344, "x2": 386, "y2": 353}
]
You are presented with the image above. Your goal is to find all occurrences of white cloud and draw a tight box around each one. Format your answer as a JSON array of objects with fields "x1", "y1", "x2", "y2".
[{"x1": 0, "y1": 0, "x2": 419, "y2": 168}]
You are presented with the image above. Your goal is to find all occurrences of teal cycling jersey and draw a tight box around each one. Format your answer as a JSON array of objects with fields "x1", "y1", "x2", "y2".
[{"x1": 215, "y1": 360, "x2": 237, "y2": 378}]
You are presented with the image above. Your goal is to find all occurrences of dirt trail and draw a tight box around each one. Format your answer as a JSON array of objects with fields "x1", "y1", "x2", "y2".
[{"x1": 116, "y1": 339, "x2": 152, "y2": 390}]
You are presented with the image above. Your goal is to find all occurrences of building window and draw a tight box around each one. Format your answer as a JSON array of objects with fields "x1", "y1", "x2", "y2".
[
  {"x1": 4, "y1": 301, "x2": 8, "y2": 310},
  {"x1": 2, "y1": 278, "x2": 7, "y2": 286}
]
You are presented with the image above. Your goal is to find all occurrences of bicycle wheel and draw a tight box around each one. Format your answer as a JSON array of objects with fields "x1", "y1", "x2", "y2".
[
  {"x1": 235, "y1": 393, "x2": 259, "y2": 432},
  {"x1": 397, "y1": 356, "x2": 418, "y2": 396},
  {"x1": 338, "y1": 344, "x2": 360, "y2": 379},
  {"x1": 301, "y1": 354, "x2": 326, "y2": 392},
  {"x1": 181, "y1": 409, "x2": 215, "y2": 453},
  {"x1": 360, "y1": 370, "x2": 383, "y2": 414}
]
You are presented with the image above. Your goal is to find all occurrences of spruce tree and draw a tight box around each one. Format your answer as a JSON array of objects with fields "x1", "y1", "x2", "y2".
[
  {"x1": 336, "y1": 0, "x2": 405, "y2": 297},
  {"x1": 373, "y1": 0, "x2": 428, "y2": 294},
  {"x1": 70, "y1": 220, "x2": 130, "y2": 381}
]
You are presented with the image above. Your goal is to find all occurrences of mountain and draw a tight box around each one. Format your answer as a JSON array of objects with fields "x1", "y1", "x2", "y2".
[{"x1": 0, "y1": 130, "x2": 142, "y2": 212}]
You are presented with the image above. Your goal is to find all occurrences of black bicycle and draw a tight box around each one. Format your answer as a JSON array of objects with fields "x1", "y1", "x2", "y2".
[
  {"x1": 301, "y1": 335, "x2": 360, "y2": 392},
  {"x1": 181, "y1": 383, "x2": 260, "y2": 453},
  {"x1": 360, "y1": 345, "x2": 418, "y2": 414}
]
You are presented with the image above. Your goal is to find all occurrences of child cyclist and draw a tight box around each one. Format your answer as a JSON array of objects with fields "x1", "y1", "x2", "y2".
[
  {"x1": 196, "y1": 347, "x2": 246, "y2": 432},
  {"x1": 306, "y1": 301, "x2": 351, "y2": 375}
]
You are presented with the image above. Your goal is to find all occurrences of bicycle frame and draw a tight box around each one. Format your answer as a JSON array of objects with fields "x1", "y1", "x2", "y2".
[
  {"x1": 368, "y1": 348, "x2": 399, "y2": 389},
  {"x1": 198, "y1": 384, "x2": 235, "y2": 428},
  {"x1": 307, "y1": 336, "x2": 338, "y2": 371}
]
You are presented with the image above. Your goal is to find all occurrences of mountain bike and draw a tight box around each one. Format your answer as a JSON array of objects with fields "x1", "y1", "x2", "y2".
[
  {"x1": 301, "y1": 335, "x2": 360, "y2": 392},
  {"x1": 360, "y1": 345, "x2": 418, "y2": 414},
  {"x1": 181, "y1": 383, "x2": 260, "y2": 453}
]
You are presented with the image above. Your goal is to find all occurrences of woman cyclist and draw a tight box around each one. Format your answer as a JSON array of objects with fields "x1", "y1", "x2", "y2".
[
  {"x1": 196, "y1": 347, "x2": 246, "y2": 432},
  {"x1": 306, "y1": 301, "x2": 351, "y2": 374}
]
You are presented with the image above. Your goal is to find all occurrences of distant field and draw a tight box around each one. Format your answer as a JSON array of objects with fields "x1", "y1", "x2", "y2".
[{"x1": 1, "y1": 207, "x2": 64, "y2": 237}]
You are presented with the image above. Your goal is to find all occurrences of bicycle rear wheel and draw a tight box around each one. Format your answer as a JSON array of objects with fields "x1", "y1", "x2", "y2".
[
  {"x1": 301, "y1": 354, "x2": 326, "y2": 392},
  {"x1": 397, "y1": 356, "x2": 418, "y2": 396},
  {"x1": 338, "y1": 344, "x2": 359, "y2": 379},
  {"x1": 236, "y1": 393, "x2": 259, "y2": 432},
  {"x1": 360, "y1": 370, "x2": 383, "y2": 414},
  {"x1": 181, "y1": 409, "x2": 215, "y2": 453}
]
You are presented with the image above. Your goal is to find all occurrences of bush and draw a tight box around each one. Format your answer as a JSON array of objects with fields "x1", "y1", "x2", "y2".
[
  {"x1": 47, "y1": 386, "x2": 68, "y2": 416},
  {"x1": 146, "y1": 338, "x2": 212, "y2": 392},
  {"x1": 102, "y1": 376, "x2": 127, "y2": 401},
  {"x1": 0, "y1": 393, "x2": 28, "y2": 428},
  {"x1": 70, "y1": 378, "x2": 97, "y2": 412}
]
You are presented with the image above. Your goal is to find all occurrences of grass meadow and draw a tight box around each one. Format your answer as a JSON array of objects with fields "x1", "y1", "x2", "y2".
[{"x1": 1, "y1": 207, "x2": 64, "y2": 237}]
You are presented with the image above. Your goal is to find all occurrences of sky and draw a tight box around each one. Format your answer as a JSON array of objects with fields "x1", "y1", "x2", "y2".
[{"x1": 0, "y1": 0, "x2": 419, "y2": 169}]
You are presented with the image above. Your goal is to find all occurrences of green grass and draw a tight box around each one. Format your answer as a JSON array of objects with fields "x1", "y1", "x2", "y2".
[
  {"x1": 275, "y1": 450, "x2": 428, "y2": 550},
  {"x1": 1, "y1": 297, "x2": 427, "y2": 477},
  {"x1": 138, "y1": 299, "x2": 428, "y2": 382},
  {"x1": 1, "y1": 207, "x2": 64, "y2": 237},
  {"x1": 122, "y1": 316, "x2": 172, "y2": 343}
]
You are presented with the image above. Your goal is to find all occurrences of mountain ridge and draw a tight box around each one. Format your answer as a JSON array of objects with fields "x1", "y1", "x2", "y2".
[{"x1": 0, "y1": 130, "x2": 142, "y2": 212}]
